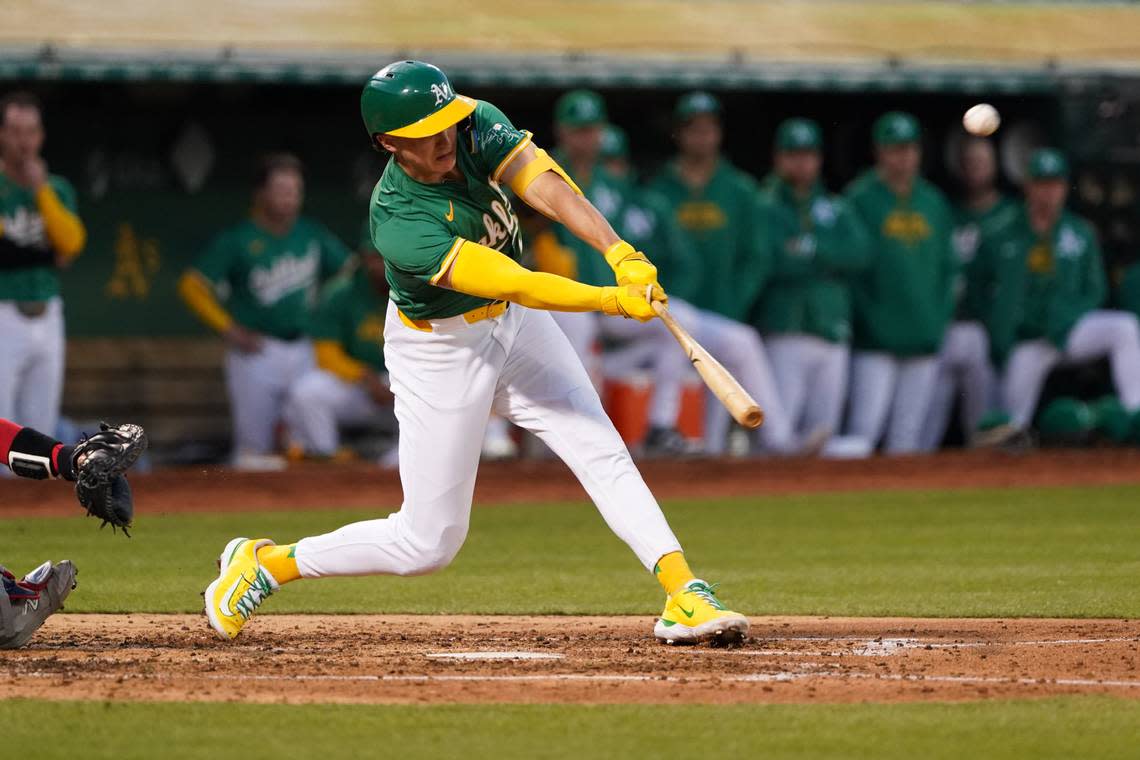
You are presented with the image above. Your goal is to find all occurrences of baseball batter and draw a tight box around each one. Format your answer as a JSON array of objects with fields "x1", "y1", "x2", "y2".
[
  {"x1": 178, "y1": 154, "x2": 352, "y2": 465},
  {"x1": 757, "y1": 118, "x2": 870, "y2": 445},
  {"x1": 844, "y1": 112, "x2": 957, "y2": 454},
  {"x1": 922, "y1": 137, "x2": 1017, "y2": 449},
  {"x1": 204, "y1": 61, "x2": 748, "y2": 646},
  {"x1": 646, "y1": 92, "x2": 802, "y2": 455},
  {"x1": 0, "y1": 92, "x2": 86, "y2": 435},
  {"x1": 984, "y1": 149, "x2": 1140, "y2": 430}
]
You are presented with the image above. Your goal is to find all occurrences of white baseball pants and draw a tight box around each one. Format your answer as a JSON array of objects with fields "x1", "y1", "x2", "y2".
[
  {"x1": 283, "y1": 369, "x2": 394, "y2": 456},
  {"x1": 225, "y1": 337, "x2": 314, "y2": 457},
  {"x1": 765, "y1": 334, "x2": 848, "y2": 442},
  {"x1": 294, "y1": 302, "x2": 682, "y2": 578},
  {"x1": 0, "y1": 297, "x2": 65, "y2": 434},
  {"x1": 922, "y1": 321, "x2": 996, "y2": 449},
  {"x1": 846, "y1": 351, "x2": 939, "y2": 454},
  {"x1": 1002, "y1": 310, "x2": 1140, "y2": 430}
]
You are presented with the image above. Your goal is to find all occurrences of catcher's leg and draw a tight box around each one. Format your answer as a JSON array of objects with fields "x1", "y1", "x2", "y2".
[{"x1": 0, "y1": 560, "x2": 77, "y2": 649}]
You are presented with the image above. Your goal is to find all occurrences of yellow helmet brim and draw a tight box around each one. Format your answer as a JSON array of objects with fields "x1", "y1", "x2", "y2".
[{"x1": 386, "y1": 95, "x2": 477, "y2": 138}]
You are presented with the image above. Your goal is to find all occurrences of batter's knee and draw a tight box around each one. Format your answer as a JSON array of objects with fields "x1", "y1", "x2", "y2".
[{"x1": 390, "y1": 519, "x2": 469, "y2": 576}]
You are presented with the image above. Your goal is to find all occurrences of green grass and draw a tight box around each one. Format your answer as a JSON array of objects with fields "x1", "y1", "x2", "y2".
[
  {"x1": 3, "y1": 484, "x2": 1139, "y2": 617},
  {"x1": 3, "y1": 697, "x2": 1140, "y2": 759}
]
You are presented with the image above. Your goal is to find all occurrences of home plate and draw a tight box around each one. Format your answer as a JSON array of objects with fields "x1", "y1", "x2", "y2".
[{"x1": 425, "y1": 651, "x2": 564, "y2": 661}]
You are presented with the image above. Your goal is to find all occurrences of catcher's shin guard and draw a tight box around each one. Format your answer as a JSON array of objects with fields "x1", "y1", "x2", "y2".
[{"x1": 0, "y1": 561, "x2": 78, "y2": 649}]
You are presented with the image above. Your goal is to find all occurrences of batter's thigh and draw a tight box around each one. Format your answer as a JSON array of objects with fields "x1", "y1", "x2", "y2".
[{"x1": 494, "y1": 308, "x2": 680, "y2": 569}]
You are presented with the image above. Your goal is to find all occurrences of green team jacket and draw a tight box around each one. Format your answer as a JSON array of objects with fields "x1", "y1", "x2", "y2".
[
  {"x1": 844, "y1": 170, "x2": 957, "y2": 356},
  {"x1": 618, "y1": 187, "x2": 702, "y2": 304},
  {"x1": 0, "y1": 172, "x2": 80, "y2": 302},
  {"x1": 551, "y1": 153, "x2": 628, "y2": 287},
  {"x1": 192, "y1": 217, "x2": 351, "y2": 340},
  {"x1": 310, "y1": 265, "x2": 386, "y2": 372},
  {"x1": 753, "y1": 174, "x2": 871, "y2": 344},
  {"x1": 647, "y1": 158, "x2": 771, "y2": 321},
  {"x1": 951, "y1": 195, "x2": 1020, "y2": 322},
  {"x1": 979, "y1": 206, "x2": 1105, "y2": 364}
]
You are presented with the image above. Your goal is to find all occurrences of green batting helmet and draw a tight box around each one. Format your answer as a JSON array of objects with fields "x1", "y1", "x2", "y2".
[{"x1": 360, "y1": 60, "x2": 476, "y2": 139}]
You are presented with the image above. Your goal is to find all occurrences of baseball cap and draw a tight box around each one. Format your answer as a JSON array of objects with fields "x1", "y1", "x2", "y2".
[
  {"x1": 1027, "y1": 148, "x2": 1069, "y2": 180},
  {"x1": 674, "y1": 91, "x2": 722, "y2": 122},
  {"x1": 600, "y1": 124, "x2": 629, "y2": 160},
  {"x1": 555, "y1": 90, "x2": 607, "y2": 127},
  {"x1": 775, "y1": 118, "x2": 822, "y2": 151},
  {"x1": 873, "y1": 111, "x2": 921, "y2": 146}
]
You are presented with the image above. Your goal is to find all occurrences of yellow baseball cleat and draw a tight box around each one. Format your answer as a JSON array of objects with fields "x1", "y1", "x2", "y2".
[
  {"x1": 654, "y1": 580, "x2": 749, "y2": 645},
  {"x1": 203, "y1": 537, "x2": 279, "y2": 640}
]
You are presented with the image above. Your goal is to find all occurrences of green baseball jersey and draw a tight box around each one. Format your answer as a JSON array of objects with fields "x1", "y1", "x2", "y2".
[
  {"x1": 844, "y1": 170, "x2": 957, "y2": 356},
  {"x1": 619, "y1": 187, "x2": 701, "y2": 303},
  {"x1": 192, "y1": 217, "x2": 351, "y2": 340},
  {"x1": 980, "y1": 207, "x2": 1105, "y2": 363},
  {"x1": 952, "y1": 194, "x2": 1019, "y2": 322},
  {"x1": 647, "y1": 158, "x2": 771, "y2": 321},
  {"x1": 753, "y1": 174, "x2": 871, "y2": 344},
  {"x1": 370, "y1": 100, "x2": 526, "y2": 320},
  {"x1": 310, "y1": 266, "x2": 386, "y2": 371},
  {"x1": 0, "y1": 173, "x2": 79, "y2": 302},
  {"x1": 551, "y1": 153, "x2": 628, "y2": 287}
]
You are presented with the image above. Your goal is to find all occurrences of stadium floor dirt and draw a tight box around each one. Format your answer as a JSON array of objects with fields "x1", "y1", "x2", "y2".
[
  {"x1": 4, "y1": 614, "x2": 1139, "y2": 705},
  {"x1": 5, "y1": 448, "x2": 1140, "y2": 518}
]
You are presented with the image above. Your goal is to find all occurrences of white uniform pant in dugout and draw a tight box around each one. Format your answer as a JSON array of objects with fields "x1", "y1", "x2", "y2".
[
  {"x1": 294, "y1": 302, "x2": 682, "y2": 578},
  {"x1": 765, "y1": 333, "x2": 849, "y2": 441},
  {"x1": 846, "y1": 351, "x2": 939, "y2": 454},
  {"x1": 1002, "y1": 310, "x2": 1140, "y2": 430},
  {"x1": 284, "y1": 369, "x2": 395, "y2": 455},
  {"x1": 0, "y1": 297, "x2": 65, "y2": 435},
  {"x1": 225, "y1": 337, "x2": 315, "y2": 458},
  {"x1": 922, "y1": 321, "x2": 996, "y2": 449}
]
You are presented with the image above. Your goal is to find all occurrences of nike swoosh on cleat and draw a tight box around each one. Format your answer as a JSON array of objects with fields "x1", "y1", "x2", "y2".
[
  {"x1": 219, "y1": 576, "x2": 246, "y2": 618},
  {"x1": 678, "y1": 605, "x2": 695, "y2": 618}
]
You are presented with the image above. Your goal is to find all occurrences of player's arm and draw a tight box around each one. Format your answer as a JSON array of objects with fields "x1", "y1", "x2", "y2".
[
  {"x1": 498, "y1": 143, "x2": 658, "y2": 289},
  {"x1": 177, "y1": 269, "x2": 263, "y2": 353},
  {"x1": 435, "y1": 239, "x2": 663, "y2": 322},
  {"x1": 35, "y1": 184, "x2": 86, "y2": 264}
]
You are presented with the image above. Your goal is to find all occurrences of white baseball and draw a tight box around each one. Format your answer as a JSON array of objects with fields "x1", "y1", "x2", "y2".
[{"x1": 963, "y1": 103, "x2": 1001, "y2": 136}]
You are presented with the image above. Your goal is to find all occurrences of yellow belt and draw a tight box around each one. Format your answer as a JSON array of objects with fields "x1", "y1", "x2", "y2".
[{"x1": 398, "y1": 300, "x2": 508, "y2": 332}]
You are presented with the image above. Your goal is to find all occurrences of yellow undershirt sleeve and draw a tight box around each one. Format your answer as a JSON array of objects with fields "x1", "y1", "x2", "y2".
[
  {"x1": 314, "y1": 340, "x2": 368, "y2": 384},
  {"x1": 531, "y1": 230, "x2": 579, "y2": 280},
  {"x1": 447, "y1": 240, "x2": 603, "y2": 313},
  {"x1": 35, "y1": 185, "x2": 86, "y2": 261},
  {"x1": 506, "y1": 148, "x2": 583, "y2": 198},
  {"x1": 177, "y1": 270, "x2": 234, "y2": 333}
]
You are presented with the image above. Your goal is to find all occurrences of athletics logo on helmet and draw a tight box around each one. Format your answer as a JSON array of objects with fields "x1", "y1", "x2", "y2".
[{"x1": 360, "y1": 60, "x2": 476, "y2": 141}]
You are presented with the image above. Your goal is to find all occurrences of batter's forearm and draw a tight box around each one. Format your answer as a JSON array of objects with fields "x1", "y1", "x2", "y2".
[
  {"x1": 524, "y1": 172, "x2": 621, "y2": 254},
  {"x1": 443, "y1": 240, "x2": 604, "y2": 312}
]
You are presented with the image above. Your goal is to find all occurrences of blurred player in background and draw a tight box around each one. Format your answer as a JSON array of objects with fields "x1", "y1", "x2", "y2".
[
  {"x1": 178, "y1": 153, "x2": 352, "y2": 468},
  {"x1": 756, "y1": 118, "x2": 870, "y2": 447},
  {"x1": 844, "y1": 112, "x2": 956, "y2": 454},
  {"x1": 544, "y1": 91, "x2": 692, "y2": 454},
  {"x1": 648, "y1": 92, "x2": 803, "y2": 455},
  {"x1": 985, "y1": 149, "x2": 1140, "y2": 431},
  {"x1": 922, "y1": 137, "x2": 1017, "y2": 449},
  {"x1": 283, "y1": 246, "x2": 396, "y2": 463},
  {"x1": 600, "y1": 124, "x2": 631, "y2": 181},
  {"x1": 0, "y1": 92, "x2": 86, "y2": 436}
]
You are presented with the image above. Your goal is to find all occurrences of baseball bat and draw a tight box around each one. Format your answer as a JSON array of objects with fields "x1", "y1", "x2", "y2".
[{"x1": 651, "y1": 300, "x2": 764, "y2": 429}]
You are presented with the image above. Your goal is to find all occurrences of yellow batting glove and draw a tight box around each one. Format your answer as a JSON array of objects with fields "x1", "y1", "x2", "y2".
[
  {"x1": 604, "y1": 240, "x2": 659, "y2": 289},
  {"x1": 600, "y1": 284, "x2": 667, "y2": 322}
]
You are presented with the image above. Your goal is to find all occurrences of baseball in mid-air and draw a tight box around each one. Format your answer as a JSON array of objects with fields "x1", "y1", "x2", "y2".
[{"x1": 963, "y1": 103, "x2": 1001, "y2": 136}]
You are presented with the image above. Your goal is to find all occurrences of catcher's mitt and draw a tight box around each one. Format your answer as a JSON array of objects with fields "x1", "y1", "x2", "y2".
[{"x1": 71, "y1": 422, "x2": 148, "y2": 536}]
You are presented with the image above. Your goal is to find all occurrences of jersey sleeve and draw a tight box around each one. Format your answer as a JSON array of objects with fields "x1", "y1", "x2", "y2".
[
  {"x1": 48, "y1": 175, "x2": 79, "y2": 213},
  {"x1": 470, "y1": 100, "x2": 532, "y2": 182},
  {"x1": 317, "y1": 224, "x2": 353, "y2": 279},
  {"x1": 372, "y1": 213, "x2": 463, "y2": 283},
  {"x1": 192, "y1": 231, "x2": 236, "y2": 287},
  {"x1": 309, "y1": 276, "x2": 351, "y2": 342}
]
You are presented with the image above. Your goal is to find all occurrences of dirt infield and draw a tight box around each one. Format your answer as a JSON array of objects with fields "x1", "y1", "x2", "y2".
[
  {"x1": 3, "y1": 614, "x2": 1138, "y2": 705},
  {"x1": 5, "y1": 448, "x2": 1140, "y2": 518}
]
